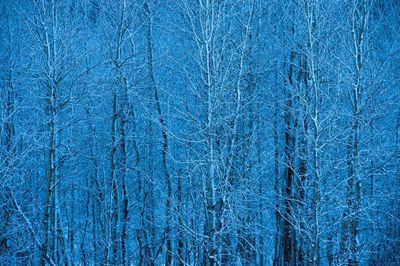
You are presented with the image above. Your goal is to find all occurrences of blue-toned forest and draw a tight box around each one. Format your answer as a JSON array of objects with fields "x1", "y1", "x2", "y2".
[{"x1": 1, "y1": 0, "x2": 399, "y2": 265}]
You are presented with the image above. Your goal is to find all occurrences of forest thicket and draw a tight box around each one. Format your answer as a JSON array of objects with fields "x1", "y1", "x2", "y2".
[{"x1": 1, "y1": 0, "x2": 400, "y2": 265}]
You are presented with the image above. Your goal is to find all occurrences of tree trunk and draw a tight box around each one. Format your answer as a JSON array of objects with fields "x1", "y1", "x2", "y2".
[{"x1": 144, "y1": 3, "x2": 173, "y2": 265}]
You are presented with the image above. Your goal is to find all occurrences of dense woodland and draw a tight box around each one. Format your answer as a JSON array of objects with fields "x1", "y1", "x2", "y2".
[{"x1": 0, "y1": 0, "x2": 400, "y2": 265}]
